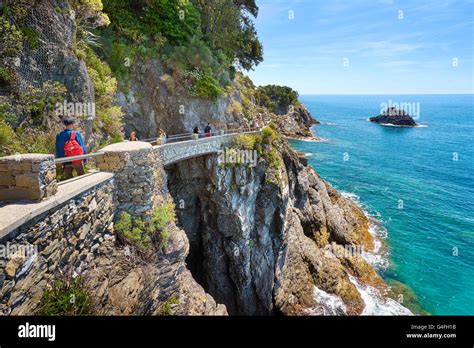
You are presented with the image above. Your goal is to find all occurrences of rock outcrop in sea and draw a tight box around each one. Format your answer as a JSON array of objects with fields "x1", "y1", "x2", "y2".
[{"x1": 369, "y1": 107, "x2": 417, "y2": 126}]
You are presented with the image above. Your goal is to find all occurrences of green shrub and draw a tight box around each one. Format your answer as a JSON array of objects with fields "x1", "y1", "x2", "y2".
[
  {"x1": 235, "y1": 133, "x2": 261, "y2": 152},
  {"x1": 0, "y1": 15, "x2": 24, "y2": 57},
  {"x1": 0, "y1": 67, "x2": 12, "y2": 86},
  {"x1": 262, "y1": 126, "x2": 278, "y2": 144},
  {"x1": 115, "y1": 200, "x2": 176, "y2": 251},
  {"x1": 159, "y1": 295, "x2": 180, "y2": 315},
  {"x1": 20, "y1": 26, "x2": 38, "y2": 49},
  {"x1": 255, "y1": 85, "x2": 300, "y2": 114},
  {"x1": 38, "y1": 275, "x2": 95, "y2": 316},
  {"x1": 192, "y1": 69, "x2": 224, "y2": 100}
]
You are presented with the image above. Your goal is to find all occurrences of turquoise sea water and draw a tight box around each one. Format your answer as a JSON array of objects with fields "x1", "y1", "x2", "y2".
[{"x1": 290, "y1": 94, "x2": 474, "y2": 315}]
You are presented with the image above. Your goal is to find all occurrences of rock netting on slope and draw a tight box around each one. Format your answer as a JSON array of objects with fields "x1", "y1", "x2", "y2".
[{"x1": 2, "y1": 0, "x2": 96, "y2": 141}]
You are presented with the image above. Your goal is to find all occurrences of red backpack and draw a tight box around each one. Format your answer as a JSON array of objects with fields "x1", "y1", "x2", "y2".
[{"x1": 64, "y1": 131, "x2": 84, "y2": 164}]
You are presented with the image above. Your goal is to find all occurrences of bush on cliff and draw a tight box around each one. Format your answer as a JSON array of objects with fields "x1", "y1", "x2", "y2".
[
  {"x1": 255, "y1": 85, "x2": 300, "y2": 114},
  {"x1": 114, "y1": 200, "x2": 176, "y2": 251},
  {"x1": 98, "y1": 0, "x2": 262, "y2": 100},
  {"x1": 38, "y1": 272, "x2": 96, "y2": 316}
]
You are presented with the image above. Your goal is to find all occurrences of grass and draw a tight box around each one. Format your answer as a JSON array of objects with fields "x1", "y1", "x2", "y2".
[
  {"x1": 37, "y1": 273, "x2": 95, "y2": 316},
  {"x1": 114, "y1": 200, "x2": 176, "y2": 251}
]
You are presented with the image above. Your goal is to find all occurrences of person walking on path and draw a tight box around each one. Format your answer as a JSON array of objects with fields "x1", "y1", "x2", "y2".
[
  {"x1": 55, "y1": 117, "x2": 87, "y2": 179},
  {"x1": 204, "y1": 123, "x2": 212, "y2": 138},
  {"x1": 129, "y1": 131, "x2": 139, "y2": 141}
]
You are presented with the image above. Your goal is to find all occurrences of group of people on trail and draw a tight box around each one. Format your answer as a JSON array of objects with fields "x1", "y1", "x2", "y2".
[
  {"x1": 193, "y1": 123, "x2": 212, "y2": 138},
  {"x1": 55, "y1": 118, "x2": 214, "y2": 180},
  {"x1": 128, "y1": 128, "x2": 166, "y2": 143}
]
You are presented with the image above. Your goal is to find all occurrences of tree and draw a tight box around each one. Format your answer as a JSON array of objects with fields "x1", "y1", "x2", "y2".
[{"x1": 191, "y1": 0, "x2": 263, "y2": 70}]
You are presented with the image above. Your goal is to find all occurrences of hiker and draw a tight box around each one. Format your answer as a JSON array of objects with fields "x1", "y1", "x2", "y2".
[
  {"x1": 158, "y1": 128, "x2": 167, "y2": 144},
  {"x1": 129, "y1": 131, "x2": 139, "y2": 141},
  {"x1": 193, "y1": 126, "x2": 201, "y2": 139},
  {"x1": 55, "y1": 117, "x2": 87, "y2": 179},
  {"x1": 204, "y1": 123, "x2": 212, "y2": 138}
]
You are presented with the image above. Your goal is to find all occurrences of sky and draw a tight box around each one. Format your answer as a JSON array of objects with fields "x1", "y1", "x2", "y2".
[{"x1": 246, "y1": 0, "x2": 474, "y2": 94}]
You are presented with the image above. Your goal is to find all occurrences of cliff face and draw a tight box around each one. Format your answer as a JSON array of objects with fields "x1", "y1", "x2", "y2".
[
  {"x1": 165, "y1": 141, "x2": 390, "y2": 315},
  {"x1": 1, "y1": 0, "x2": 95, "y2": 139},
  {"x1": 116, "y1": 59, "x2": 316, "y2": 139},
  {"x1": 116, "y1": 60, "x2": 245, "y2": 138},
  {"x1": 270, "y1": 104, "x2": 318, "y2": 139}
]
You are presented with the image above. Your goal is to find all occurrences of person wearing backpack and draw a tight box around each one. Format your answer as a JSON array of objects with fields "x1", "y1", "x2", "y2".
[{"x1": 55, "y1": 117, "x2": 87, "y2": 179}]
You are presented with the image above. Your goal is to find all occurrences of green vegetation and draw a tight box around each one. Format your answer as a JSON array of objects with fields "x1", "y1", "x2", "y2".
[
  {"x1": 38, "y1": 274, "x2": 95, "y2": 316},
  {"x1": 255, "y1": 85, "x2": 299, "y2": 114},
  {"x1": 19, "y1": 26, "x2": 38, "y2": 49},
  {"x1": 115, "y1": 200, "x2": 176, "y2": 251},
  {"x1": 96, "y1": 0, "x2": 262, "y2": 101},
  {"x1": 232, "y1": 124, "x2": 281, "y2": 182},
  {"x1": 0, "y1": 14, "x2": 24, "y2": 57},
  {"x1": 71, "y1": 1, "x2": 124, "y2": 145},
  {"x1": 0, "y1": 81, "x2": 67, "y2": 156},
  {"x1": 159, "y1": 294, "x2": 180, "y2": 315}
]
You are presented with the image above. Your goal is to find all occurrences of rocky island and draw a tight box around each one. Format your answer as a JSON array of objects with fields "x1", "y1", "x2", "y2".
[{"x1": 369, "y1": 106, "x2": 417, "y2": 126}]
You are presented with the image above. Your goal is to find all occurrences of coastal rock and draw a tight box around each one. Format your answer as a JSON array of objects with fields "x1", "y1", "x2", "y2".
[
  {"x1": 272, "y1": 104, "x2": 319, "y2": 139},
  {"x1": 166, "y1": 140, "x2": 390, "y2": 316},
  {"x1": 369, "y1": 107, "x2": 417, "y2": 126},
  {"x1": 116, "y1": 59, "x2": 246, "y2": 138}
]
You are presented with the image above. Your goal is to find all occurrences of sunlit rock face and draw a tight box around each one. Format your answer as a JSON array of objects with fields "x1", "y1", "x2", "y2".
[
  {"x1": 116, "y1": 60, "x2": 245, "y2": 138},
  {"x1": 165, "y1": 142, "x2": 390, "y2": 316}
]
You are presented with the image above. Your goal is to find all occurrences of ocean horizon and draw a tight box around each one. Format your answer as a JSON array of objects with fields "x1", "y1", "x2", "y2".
[{"x1": 290, "y1": 93, "x2": 474, "y2": 315}]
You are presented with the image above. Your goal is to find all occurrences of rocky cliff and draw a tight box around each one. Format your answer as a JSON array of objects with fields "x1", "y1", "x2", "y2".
[
  {"x1": 116, "y1": 59, "x2": 316, "y2": 139},
  {"x1": 165, "y1": 138, "x2": 406, "y2": 315}
]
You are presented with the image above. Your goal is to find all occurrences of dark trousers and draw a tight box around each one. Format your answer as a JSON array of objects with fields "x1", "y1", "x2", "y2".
[{"x1": 64, "y1": 163, "x2": 85, "y2": 179}]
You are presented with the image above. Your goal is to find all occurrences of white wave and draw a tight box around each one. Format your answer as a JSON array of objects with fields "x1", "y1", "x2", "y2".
[
  {"x1": 349, "y1": 276, "x2": 413, "y2": 315},
  {"x1": 367, "y1": 118, "x2": 427, "y2": 128},
  {"x1": 340, "y1": 191, "x2": 361, "y2": 202},
  {"x1": 304, "y1": 153, "x2": 313, "y2": 157},
  {"x1": 339, "y1": 190, "x2": 390, "y2": 268},
  {"x1": 292, "y1": 137, "x2": 319, "y2": 142},
  {"x1": 305, "y1": 286, "x2": 347, "y2": 315},
  {"x1": 321, "y1": 122, "x2": 336, "y2": 126}
]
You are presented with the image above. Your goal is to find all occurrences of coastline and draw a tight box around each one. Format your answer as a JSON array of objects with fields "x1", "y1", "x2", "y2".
[{"x1": 290, "y1": 126, "x2": 425, "y2": 315}]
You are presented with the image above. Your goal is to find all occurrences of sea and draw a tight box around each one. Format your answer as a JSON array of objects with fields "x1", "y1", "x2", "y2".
[{"x1": 289, "y1": 94, "x2": 474, "y2": 315}]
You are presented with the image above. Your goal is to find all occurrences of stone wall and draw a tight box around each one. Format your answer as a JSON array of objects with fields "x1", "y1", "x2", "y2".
[
  {"x1": 0, "y1": 154, "x2": 57, "y2": 202},
  {"x1": 156, "y1": 132, "x2": 258, "y2": 166},
  {"x1": 95, "y1": 142, "x2": 163, "y2": 215},
  {"x1": 0, "y1": 177, "x2": 114, "y2": 315}
]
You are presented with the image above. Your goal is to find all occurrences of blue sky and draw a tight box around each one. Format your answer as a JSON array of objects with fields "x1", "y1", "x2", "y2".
[{"x1": 247, "y1": 0, "x2": 474, "y2": 94}]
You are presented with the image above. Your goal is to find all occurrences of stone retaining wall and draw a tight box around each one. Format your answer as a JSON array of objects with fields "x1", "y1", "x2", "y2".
[
  {"x1": 0, "y1": 177, "x2": 114, "y2": 315},
  {"x1": 95, "y1": 142, "x2": 163, "y2": 216},
  {"x1": 0, "y1": 154, "x2": 57, "y2": 202}
]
